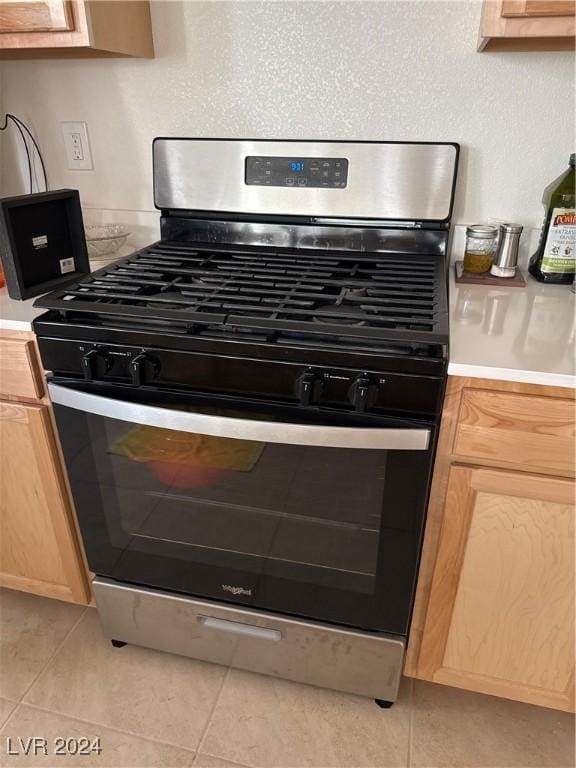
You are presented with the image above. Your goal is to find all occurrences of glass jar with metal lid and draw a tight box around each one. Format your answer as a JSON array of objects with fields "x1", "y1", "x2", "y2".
[{"x1": 463, "y1": 224, "x2": 499, "y2": 274}]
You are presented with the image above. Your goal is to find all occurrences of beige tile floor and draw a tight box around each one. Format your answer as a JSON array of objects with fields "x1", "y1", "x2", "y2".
[{"x1": 0, "y1": 588, "x2": 573, "y2": 768}]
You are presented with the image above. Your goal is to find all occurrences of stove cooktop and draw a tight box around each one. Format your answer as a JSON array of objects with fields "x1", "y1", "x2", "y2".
[{"x1": 35, "y1": 241, "x2": 448, "y2": 359}]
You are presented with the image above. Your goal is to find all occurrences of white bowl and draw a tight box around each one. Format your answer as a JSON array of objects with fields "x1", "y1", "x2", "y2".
[{"x1": 85, "y1": 224, "x2": 130, "y2": 257}]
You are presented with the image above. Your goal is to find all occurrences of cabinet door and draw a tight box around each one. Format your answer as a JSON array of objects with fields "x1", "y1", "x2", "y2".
[
  {"x1": 0, "y1": 1, "x2": 73, "y2": 33},
  {"x1": 0, "y1": 400, "x2": 89, "y2": 603},
  {"x1": 417, "y1": 465, "x2": 575, "y2": 712}
]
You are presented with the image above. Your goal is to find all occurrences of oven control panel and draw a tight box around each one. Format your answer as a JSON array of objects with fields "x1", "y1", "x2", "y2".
[
  {"x1": 36, "y1": 338, "x2": 444, "y2": 418},
  {"x1": 245, "y1": 156, "x2": 348, "y2": 189}
]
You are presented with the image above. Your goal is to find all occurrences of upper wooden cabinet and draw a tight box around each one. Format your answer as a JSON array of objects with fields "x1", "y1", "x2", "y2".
[
  {"x1": 478, "y1": 0, "x2": 575, "y2": 50},
  {"x1": 501, "y1": 1, "x2": 576, "y2": 16},
  {"x1": 0, "y1": 0, "x2": 154, "y2": 58},
  {"x1": 0, "y1": 1, "x2": 74, "y2": 33}
]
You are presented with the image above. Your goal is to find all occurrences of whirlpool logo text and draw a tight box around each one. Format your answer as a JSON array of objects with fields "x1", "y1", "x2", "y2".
[{"x1": 222, "y1": 584, "x2": 252, "y2": 596}]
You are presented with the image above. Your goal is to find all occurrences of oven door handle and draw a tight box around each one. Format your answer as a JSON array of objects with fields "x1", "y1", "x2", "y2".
[{"x1": 48, "y1": 383, "x2": 431, "y2": 451}]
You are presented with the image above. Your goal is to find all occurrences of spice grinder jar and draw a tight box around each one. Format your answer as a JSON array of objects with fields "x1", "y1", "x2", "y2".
[{"x1": 490, "y1": 223, "x2": 523, "y2": 278}]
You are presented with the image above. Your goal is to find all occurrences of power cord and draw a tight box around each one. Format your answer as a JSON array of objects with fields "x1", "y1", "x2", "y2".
[
  {"x1": 1, "y1": 115, "x2": 32, "y2": 193},
  {"x1": 0, "y1": 113, "x2": 48, "y2": 194}
]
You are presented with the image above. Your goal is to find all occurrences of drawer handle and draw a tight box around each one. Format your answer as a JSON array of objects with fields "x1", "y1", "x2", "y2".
[{"x1": 198, "y1": 615, "x2": 282, "y2": 642}]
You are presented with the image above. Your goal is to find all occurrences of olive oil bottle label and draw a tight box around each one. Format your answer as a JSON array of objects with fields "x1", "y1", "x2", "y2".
[{"x1": 542, "y1": 208, "x2": 576, "y2": 274}]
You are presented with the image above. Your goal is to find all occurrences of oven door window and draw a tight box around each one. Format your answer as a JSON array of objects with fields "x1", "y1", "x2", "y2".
[{"x1": 52, "y1": 382, "x2": 434, "y2": 634}]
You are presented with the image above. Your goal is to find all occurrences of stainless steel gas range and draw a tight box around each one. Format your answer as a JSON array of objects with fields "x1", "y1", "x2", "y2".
[{"x1": 33, "y1": 139, "x2": 459, "y2": 707}]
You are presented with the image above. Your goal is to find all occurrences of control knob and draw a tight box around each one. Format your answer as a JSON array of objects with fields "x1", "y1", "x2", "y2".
[
  {"x1": 295, "y1": 369, "x2": 323, "y2": 406},
  {"x1": 81, "y1": 348, "x2": 113, "y2": 381},
  {"x1": 130, "y1": 353, "x2": 161, "y2": 387},
  {"x1": 348, "y1": 374, "x2": 379, "y2": 413}
]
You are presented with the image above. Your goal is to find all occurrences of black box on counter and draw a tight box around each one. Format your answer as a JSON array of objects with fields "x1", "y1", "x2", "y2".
[{"x1": 0, "y1": 189, "x2": 90, "y2": 300}]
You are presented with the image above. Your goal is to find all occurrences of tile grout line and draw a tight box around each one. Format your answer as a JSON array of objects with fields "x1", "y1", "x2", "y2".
[
  {"x1": 12, "y1": 701, "x2": 197, "y2": 756},
  {"x1": 196, "y1": 752, "x2": 251, "y2": 768},
  {"x1": 193, "y1": 665, "x2": 232, "y2": 762},
  {"x1": 18, "y1": 606, "x2": 89, "y2": 704},
  {"x1": 0, "y1": 700, "x2": 23, "y2": 735}
]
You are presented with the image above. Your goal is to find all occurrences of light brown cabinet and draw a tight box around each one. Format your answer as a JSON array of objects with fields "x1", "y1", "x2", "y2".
[
  {"x1": 478, "y1": 0, "x2": 575, "y2": 50},
  {"x1": 417, "y1": 465, "x2": 574, "y2": 712},
  {"x1": 0, "y1": 331, "x2": 90, "y2": 604},
  {"x1": 0, "y1": 337, "x2": 45, "y2": 399},
  {"x1": 406, "y1": 376, "x2": 575, "y2": 713},
  {"x1": 0, "y1": 1, "x2": 74, "y2": 33},
  {"x1": 0, "y1": 0, "x2": 154, "y2": 59},
  {"x1": 501, "y1": 1, "x2": 576, "y2": 16}
]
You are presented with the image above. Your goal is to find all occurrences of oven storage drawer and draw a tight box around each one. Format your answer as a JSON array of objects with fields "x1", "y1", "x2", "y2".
[{"x1": 93, "y1": 577, "x2": 405, "y2": 701}]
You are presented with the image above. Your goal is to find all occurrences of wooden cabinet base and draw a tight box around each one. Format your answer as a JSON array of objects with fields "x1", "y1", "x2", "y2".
[{"x1": 0, "y1": 573, "x2": 81, "y2": 603}]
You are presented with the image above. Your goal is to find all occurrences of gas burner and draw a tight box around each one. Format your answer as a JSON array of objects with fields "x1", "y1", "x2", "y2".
[
  {"x1": 313, "y1": 304, "x2": 368, "y2": 327},
  {"x1": 313, "y1": 316, "x2": 367, "y2": 327},
  {"x1": 346, "y1": 287, "x2": 368, "y2": 298}
]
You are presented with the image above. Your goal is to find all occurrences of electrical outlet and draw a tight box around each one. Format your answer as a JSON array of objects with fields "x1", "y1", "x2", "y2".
[{"x1": 61, "y1": 121, "x2": 93, "y2": 170}]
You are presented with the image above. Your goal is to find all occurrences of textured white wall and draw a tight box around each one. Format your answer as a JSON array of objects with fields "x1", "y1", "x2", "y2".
[{"x1": 0, "y1": 0, "x2": 574, "y2": 235}]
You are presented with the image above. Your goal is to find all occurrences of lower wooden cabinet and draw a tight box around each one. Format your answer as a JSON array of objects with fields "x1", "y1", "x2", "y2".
[
  {"x1": 416, "y1": 464, "x2": 575, "y2": 712},
  {"x1": 0, "y1": 398, "x2": 89, "y2": 603},
  {"x1": 407, "y1": 376, "x2": 575, "y2": 713}
]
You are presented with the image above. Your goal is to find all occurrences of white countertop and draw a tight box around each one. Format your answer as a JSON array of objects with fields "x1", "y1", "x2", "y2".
[
  {"x1": 447, "y1": 267, "x2": 575, "y2": 389},
  {"x1": 0, "y1": 288, "x2": 45, "y2": 332},
  {"x1": 1, "y1": 258, "x2": 574, "y2": 389},
  {"x1": 0, "y1": 248, "x2": 133, "y2": 333}
]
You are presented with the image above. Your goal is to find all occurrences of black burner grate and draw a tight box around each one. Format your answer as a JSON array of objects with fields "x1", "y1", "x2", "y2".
[{"x1": 36, "y1": 242, "x2": 448, "y2": 355}]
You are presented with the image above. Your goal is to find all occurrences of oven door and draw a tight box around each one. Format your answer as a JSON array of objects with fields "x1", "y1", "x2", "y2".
[{"x1": 49, "y1": 379, "x2": 436, "y2": 635}]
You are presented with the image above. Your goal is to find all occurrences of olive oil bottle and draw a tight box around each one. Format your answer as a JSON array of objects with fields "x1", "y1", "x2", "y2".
[{"x1": 529, "y1": 154, "x2": 575, "y2": 284}]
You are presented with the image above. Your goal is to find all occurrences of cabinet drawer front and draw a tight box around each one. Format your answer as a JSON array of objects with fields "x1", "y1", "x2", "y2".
[
  {"x1": 0, "y1": 338, "x2": 44, "y2": 399},
  {"x1": 454, "y1": 389, "x2": 575, "y2": 474}
]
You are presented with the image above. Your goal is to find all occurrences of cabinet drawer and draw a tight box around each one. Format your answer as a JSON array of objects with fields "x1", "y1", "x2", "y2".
[
  {"x1": 454, "y1": 389, "x2": 575, "y2": 475},
  {"x1": 0, "y1": 338, "x2": 44, "y2": 399}
]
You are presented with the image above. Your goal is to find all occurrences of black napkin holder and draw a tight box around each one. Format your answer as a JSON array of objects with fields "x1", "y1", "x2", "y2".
[{"x1": 0, "y1": 189, "x2": 89, "y2": 300}]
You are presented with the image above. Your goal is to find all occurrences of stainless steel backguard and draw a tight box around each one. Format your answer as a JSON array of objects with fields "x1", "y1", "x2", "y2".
[{"x1": 93, "y1": 577, "x2": 405, "y2": 702}]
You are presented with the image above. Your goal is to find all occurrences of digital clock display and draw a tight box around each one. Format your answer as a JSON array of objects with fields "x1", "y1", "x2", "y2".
[{"x1": 245, "y1": 156, "x2": 348, "y2": 188}]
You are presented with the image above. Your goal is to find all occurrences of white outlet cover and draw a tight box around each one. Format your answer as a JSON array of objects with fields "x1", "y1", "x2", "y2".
[{"x1": 61, "y1": 121, "x2": 93, "y2": 171}]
